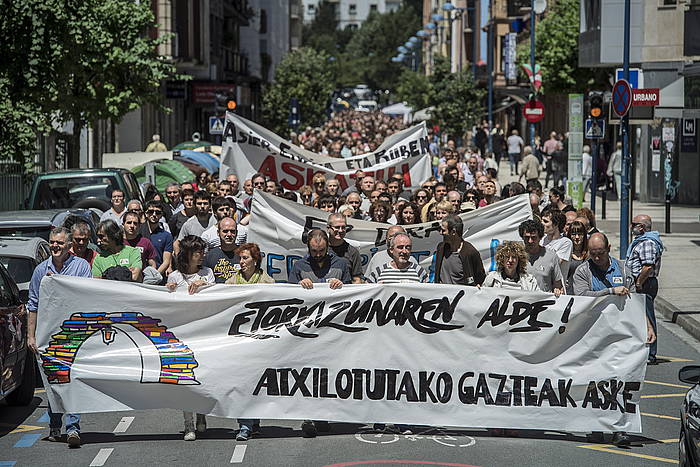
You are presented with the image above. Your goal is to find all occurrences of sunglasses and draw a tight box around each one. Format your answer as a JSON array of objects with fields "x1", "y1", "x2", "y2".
[
  {"x1": 49, "y1": 240, "x2": 66, "y2": 245},
  {"x1": 73, "y1": 237, "x2": 88, "y2": 243},
  {"x1": 146, "y1": 209, "x2": 162, "y2": 215}
]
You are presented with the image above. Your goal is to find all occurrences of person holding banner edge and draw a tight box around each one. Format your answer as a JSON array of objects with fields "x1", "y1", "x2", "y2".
[{"x1": 572, "y1": 232, "x2": 655, "y2": 446}]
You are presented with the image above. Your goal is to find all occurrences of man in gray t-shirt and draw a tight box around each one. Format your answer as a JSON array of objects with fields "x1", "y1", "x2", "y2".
[{"x1": 519, "y1": 219, "x2": 564, "y2": 296}]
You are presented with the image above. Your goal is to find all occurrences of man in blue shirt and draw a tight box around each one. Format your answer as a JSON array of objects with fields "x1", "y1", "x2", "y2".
[
  {"x1": 27, "y1": 227, "x2": 92, "y2": 448},
  {"x1": 572, "y1": 232, "x2": 655, "y2": 447},
  {"x1": 288, "y1": 229, "x2": 350, "y2": 438}
]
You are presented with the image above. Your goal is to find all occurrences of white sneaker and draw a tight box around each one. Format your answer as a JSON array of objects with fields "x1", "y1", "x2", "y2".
[{"x1": 184, "y1": 431, "x2": 196, "y2": 441}]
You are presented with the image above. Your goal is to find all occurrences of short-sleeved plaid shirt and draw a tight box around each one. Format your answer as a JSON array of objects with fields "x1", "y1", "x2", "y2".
[{"x1": 626, "y1": 239, "x2": 661, "y2": 277}]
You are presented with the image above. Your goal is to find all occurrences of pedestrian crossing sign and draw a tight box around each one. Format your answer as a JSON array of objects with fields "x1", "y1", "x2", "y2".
[
  {"x1": 585, "y1": 119, "x2": 605, "y2": 139},
  {"x1": 209, "y1": 116, "x2": 225, "y2": 135}
]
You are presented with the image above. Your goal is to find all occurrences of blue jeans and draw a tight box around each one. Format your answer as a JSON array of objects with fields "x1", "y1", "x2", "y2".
[
  {"x1": 508, "y1": 153, "x2": 519, "y2": 174},
  {"x1": 238, "y1": 418, "x2": 259, "y2": 431},
  {"x1": 48, "y1": 405, "x2": 80, "y2": 434}
]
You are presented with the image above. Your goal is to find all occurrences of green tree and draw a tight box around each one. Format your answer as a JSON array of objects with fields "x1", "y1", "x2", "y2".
[
  {"x1": 343, "y1": 6, "x2": 421, "y2": 90},
  {"x1": 395, "y1": 70, "x2": 432, "y2": 111},
  {"x1": 1, "y1": 0, "x2": 185, "y2": 168},
  {"x1": 516, "y1": 0, "x2": 608, "y2": 94},
  {"x1": 430, "y1": 57, "x2": 485, "y2": 139},
  {"x1": 262, "y1": 48, "x2": 335, "y2": 136}
]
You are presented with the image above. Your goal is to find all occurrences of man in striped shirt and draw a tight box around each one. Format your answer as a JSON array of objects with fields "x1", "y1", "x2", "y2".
[{"x1": 366, "y1": 233, "x2": 428, "y2": 284}]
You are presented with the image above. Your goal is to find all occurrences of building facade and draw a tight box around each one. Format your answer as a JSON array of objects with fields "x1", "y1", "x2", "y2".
[
  {"x1": 579, "y1": 0, "x2": 700, "y2": 205},
  {"x1": 303, "y1": 0, "x2": 402, "y2": 28}
]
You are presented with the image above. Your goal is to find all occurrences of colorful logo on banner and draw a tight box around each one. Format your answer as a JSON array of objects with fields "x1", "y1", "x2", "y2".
[{"x1": 41, "y1": 312, "x2": 199, "y2": 385}]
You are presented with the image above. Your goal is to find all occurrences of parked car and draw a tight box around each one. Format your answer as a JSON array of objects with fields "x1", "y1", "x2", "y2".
[
  {"x1": 26, "y1": 168, "x2": 143, "y2": 212},
  {"x1": 0, "y1": 209, "x2": 99, "y2": 243},
  {"x1": 679, "y1": 365, "x2": 700, "y2": 466},
  {"x1": 0, "y1": 237, "x2": 50, "y2": 303},
  {"x1": 0, "y1": 261, "x2": 35, "y2": 406}
]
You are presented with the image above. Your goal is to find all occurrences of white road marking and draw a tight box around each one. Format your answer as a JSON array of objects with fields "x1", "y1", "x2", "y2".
[
  {"x1": 90, "y1": 448, "x2": 114, "y2": 467},
  {"x1": 230, "y1": 445, "x2": 247, "y2": 463},
  {"x1": 113, "y1": 417, "x2": 135, "y2": 433}
]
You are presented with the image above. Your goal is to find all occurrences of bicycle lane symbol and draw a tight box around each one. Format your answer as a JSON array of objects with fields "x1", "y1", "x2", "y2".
[{"x1": 355, "y1": 428, "x2": 476, "y2": 448}]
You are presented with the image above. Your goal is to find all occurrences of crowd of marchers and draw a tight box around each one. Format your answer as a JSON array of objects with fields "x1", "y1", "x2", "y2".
[{"x1": 28, "y1": 112, "x2": 661, "y2": 449}]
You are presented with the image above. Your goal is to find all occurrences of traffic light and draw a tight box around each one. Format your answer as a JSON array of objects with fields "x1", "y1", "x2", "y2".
[
  {"x1": 226, "y1": 95, "x2": 237, "y2": 111},
  {"x1": 589, "y1": 91, "x2": 604, "y2": 118}
]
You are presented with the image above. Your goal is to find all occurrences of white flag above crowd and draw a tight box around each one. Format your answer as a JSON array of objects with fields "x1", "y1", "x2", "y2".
[
  {"x1": 220, "y1": 113, "x2": 432, "y2": 190},
  {"x1": 248, "y1": 191, "x2": 533, "y2": 282},
  {"x1": 38, "y1": 276, "x2": 648, "y2": 433}
]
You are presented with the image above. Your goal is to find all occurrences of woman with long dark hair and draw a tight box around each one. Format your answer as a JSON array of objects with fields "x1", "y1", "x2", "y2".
[
  {"x1": 165, "y1": 235, "x2": 214, "y2": 441},
  {"x1": 566, "y1": 220, "x2": 588, "y2": 293},
  {"x1": 398, "y1": 202, "x2": 420, "y2": 225}
]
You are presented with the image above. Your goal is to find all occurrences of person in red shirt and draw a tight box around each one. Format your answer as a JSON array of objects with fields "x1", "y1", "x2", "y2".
[
  {"x1": 69, "y1": 222, "x2": 98, "y2": 266},
  {"x1": 122, "y1": 210, "x2": 158, "y2": 269}
]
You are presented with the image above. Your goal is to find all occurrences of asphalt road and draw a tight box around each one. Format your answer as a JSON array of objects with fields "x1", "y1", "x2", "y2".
[{"x1": 1, "y1": 316, "x2": 695, "y2": 467}]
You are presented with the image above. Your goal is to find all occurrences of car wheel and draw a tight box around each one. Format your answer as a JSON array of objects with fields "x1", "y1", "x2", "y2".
[
  {"x1": 680, "y1": 426, "x2": 691, "y2": 467},
  {"x1": 6, "y1": 353, "x2": 36, "y2": 406}
]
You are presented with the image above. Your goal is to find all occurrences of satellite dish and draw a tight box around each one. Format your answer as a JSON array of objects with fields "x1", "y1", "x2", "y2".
[{"x1": 534, "y1": 0, "x2": 547, "y2": 14}]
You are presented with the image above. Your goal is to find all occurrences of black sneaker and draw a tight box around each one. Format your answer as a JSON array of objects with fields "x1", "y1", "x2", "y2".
[
  {"x1": 586, "y1": 432, "x2": 605, "y2": 443},
  {"x1": 301, "y1": 420, "x2": 317, "y2": 438},
  {"x1": 315, "y1": 421, "x2": 331, "y2": 432},
  {"x1": 66, "y1": 432, "x2": 81, "y2": 448},
  {"x1": 612, "y1": 432, "x2": 632, "y2": 446},
  {"x1": 47, "y1": 428, "x2": 61, "y2": 442}
]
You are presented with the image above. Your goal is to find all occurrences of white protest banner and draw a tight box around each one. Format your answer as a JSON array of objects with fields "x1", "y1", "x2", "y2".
[
  {"x1": 219, "y1": 113, "x2": 431, "y2": 191},
  {"x1": 248, "y1": 190, "x2": 532, "y2": 282},
  {"x1": 38, "y1": 276, "x2": 648, "y2": 433}
]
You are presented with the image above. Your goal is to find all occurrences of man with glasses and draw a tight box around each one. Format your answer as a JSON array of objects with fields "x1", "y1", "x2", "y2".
[
  {"x1": 176, "y1": 191, "x2": 216, "y2": 252},
  {"x1": 204, "y1": 217, "x2": 240, "y2": 283},
  {"x1": 169, "y1": 188, "x2": 196, "y2": 240},
  {"x1": 100, "y1": 188, "x2": 126, "y2": 223},
  {"x1": 140, "y1": 200, "x2": 173, "y2": 279},
  {"x1": 164, "y1": 182, "x2": 184, "y2": 216},
  {"x1": 27, "y1": 227, "x2": 92, "y2": 448},
  {"x1": 572, "y1": 232, "x2": 655, "y2": 447},
  {"x1": 327, "y1": 213, "x2": 362, "y2": 283},
  {"x1": 93, "y1": 219, "x2": 142, "y2": 281},
  {"x1": 201, "y1": 196, "x2": 233, "y2": 248},
  {"x1": 251, "y1": 173, "x2": 266, "y2": 192},
  {"x1": 69, "y1": 222, "x2": 97, "y2": 266}
]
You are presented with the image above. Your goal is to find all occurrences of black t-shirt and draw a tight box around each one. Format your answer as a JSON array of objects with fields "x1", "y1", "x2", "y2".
[
  {"x1": 329, "y1": 241, "x2": 362, "y2": 279},
  {"x1": 203, "y1": 247, "x2": 240, "y2": 283},
  {"x1": 170, "y1": 211, "x2": 190, "y2": 239}
]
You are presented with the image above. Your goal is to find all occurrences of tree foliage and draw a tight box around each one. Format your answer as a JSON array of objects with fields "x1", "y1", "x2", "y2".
[
  {"x1": 0, "y1": 0, "x2": 185, "y2": 167},
  {"x1": 262, "y1": 48, "x2": 335, "y2": 136},
  {"x1": 516, "y1": 0, "x2": 608, "y2": 94},
  {"x1": 396, "y1": 57, "x2": 484, "y2": 140}
]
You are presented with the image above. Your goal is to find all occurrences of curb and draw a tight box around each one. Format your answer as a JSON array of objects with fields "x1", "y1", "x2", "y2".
[{"x1": 656, "y1": 295, "x2": 700, "y2": 343}]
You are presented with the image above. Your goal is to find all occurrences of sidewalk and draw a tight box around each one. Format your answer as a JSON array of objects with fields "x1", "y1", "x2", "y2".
[{"x1": 495, "y1": 161, "x2": 700, "y2": 343}]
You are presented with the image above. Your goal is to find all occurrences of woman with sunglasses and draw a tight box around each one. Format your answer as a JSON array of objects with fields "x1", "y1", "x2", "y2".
[
  {"x1": 412, "y1": 188, "x2": 431, "y2": 209},
  {"x1": 311, "y1": 173, "x2": 326, "y2": 201},
  {"x1": 299, "y1": 185, "x2": 313, "y2": 206}
]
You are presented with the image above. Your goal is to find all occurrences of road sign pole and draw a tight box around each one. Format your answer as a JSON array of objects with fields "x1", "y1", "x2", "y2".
[
  {"x1": 529, "y1": 0, "x2": 536, "y2": 148},
  {"x1": 590, "y1": 142, "x2": 597, "y2": 213},
  {"x1": 487, "y1": 0, "x2": 493, "y2": 153},
  {"x1": 620, "y1": 0, "x2": 631, "y2": 259}
]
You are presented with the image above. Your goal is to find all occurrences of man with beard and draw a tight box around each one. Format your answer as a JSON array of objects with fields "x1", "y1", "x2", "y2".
[
  {"x1": 176, "y1": 191, "x2": 216, "y2": 253},
  {"x1": 432, "y1": 214, "x2": 485, "y2": 286},
  {"x1": 203, "y1": 217, "x2": 240, "y2": 283},
  {"x1": 201, "y1": 196, "x2": 233, "y2": 248},
  {"x1": 27, "y1": 227, "x2": 92, "y2": 447},
  {"x1": 92, "y1": 219, "x2": 142, "y2": 281}
]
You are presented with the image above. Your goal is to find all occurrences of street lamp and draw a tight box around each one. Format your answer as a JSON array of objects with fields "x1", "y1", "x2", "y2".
[
  {"x1": 441, "y1": 1, "x2": 477, "y2": 77},
  {"x1": 397, "y1": 45, "x2": 408, "y2": 54}
]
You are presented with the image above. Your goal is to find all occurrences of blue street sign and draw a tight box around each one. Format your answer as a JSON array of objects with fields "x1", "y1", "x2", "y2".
[
  {"x1": 288, "y1": 97, "x2": 300, "y2": 128},
  {"x1": 612, "y1": 79, "x2": 632, "y2": 117},
  {"x1": 585, "y1": 119, "x2": 605, "y2": 139},
  {"x1": 208, "y1": 116, "x2": 224, "y2": 135},
  {"x1": 615, "y1": 68, "x2": 642, "y2": 89}
]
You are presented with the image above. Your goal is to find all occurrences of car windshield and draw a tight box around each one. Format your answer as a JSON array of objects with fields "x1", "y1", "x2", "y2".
[
  {"x1": 33, "y1": 176, "x2": 120, "y2": 209},
  {"x1": 0, "y1": 256, "x2": 33, "y2": 284},
  {"x1": 0, "y1": 227, "x2": 51, "y2": 240}
]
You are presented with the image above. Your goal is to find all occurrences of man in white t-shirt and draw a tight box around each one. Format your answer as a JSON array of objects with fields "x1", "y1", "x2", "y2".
[
  {"x1": 506, "y1": 129, "x2": 524, "y2": 176},
  {"x1": 540, "y1": 206, "x2": 573, "y2": 287},
  {"x1": 366, "y1": 233, "x2": 428, "y2": 284}
]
